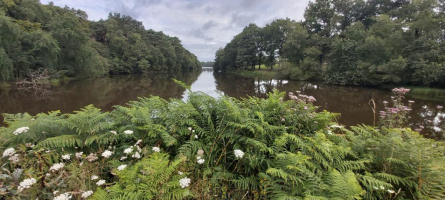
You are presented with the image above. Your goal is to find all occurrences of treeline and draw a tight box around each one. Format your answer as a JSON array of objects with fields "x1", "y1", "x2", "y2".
[
  {"x1": 0, "y1": 0, "x2": 201, "y2": 82},
  {"x1": 200, "y1": 61, "x2": 215, "y2": 67},
  {"x1": 214, "y1": 0, "x2": 445, "y2": 87}
]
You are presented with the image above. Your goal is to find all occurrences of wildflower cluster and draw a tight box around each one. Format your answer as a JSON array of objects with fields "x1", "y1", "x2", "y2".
[
  {"x1": 2, "y1": 147, "x2": 15, "y2": 157},
  {"x1": 288, "y1": 91, "x2": 316, "y2": 103},
  {"x1": 0, "y1": 90, "x2": 443, "y2": 200},
  {"x1": 54, "y1": 192, "x2": 72, "y2": 200},
  {"x1": 234, "y1": 149, "x2": 244, "y2": 159},
  {"x1": 17, "y1": 178, "x2": 37, "y2": 192},
  {"x1": 13, "y1": 127, "x2": 29, "y2": 135},
  {"x1": 379, "y1": 88, "x2": 413, "y2": 128},
  {"x1": 179, "y1": 177, "x2": 191, "y2": 188}
]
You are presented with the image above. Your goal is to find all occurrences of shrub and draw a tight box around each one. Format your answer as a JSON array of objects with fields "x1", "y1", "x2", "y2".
[{"x1": 0, "y1": 89, "x2": 444, "y2": 199}]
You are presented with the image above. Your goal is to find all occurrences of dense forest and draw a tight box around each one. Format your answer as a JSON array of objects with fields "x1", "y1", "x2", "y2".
[
  {"x1": 213, "y1": 0, "x2": 445, "y2": 87},
  {"x1": 0, "y1": 0, "x2": 201, "y2": 82}
]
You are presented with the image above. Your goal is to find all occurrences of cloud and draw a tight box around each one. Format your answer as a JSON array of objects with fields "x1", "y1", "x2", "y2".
[
  {"x1": 202, "y1": 20, "x2": 218, "y2": 30},
  {"x1": 41, "y1": 0, "x2": 310, "y2": 61},
  {"x1": 188, "y1": 29, "x2": 214, "y2": 42}
]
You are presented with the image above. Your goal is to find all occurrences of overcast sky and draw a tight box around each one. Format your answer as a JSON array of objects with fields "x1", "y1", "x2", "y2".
[{"x1": 41, "y1": 0, "x2": 310, "y2": 61}]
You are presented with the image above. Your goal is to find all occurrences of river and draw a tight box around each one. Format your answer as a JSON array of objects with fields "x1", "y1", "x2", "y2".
[{"x1": 1, "y1": 67, "x2": 444, "y2": 139}]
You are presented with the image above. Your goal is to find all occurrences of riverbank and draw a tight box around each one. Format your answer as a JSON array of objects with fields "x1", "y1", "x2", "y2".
[
  {"x1": 229, "y1": 68, "x2": 445, "y2": 99},
  {"x1": 2, "y1": 70, "x2": 443, "y2": 139}
]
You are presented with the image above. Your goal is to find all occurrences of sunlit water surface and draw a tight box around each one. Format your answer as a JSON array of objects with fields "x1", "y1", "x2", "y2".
[{"x1": 1, "y1": 67, "x2": 444, "y2": 139}]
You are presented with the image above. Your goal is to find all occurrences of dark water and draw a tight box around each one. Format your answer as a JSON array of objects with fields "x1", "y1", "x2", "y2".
[{"x1": 1, "y1": 67, "x2": 444, "y2": 139}]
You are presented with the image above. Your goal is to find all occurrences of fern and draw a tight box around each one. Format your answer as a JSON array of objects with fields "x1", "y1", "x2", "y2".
[{"x1": 35, "y1": 134, "x2": 83, "y2": 149}]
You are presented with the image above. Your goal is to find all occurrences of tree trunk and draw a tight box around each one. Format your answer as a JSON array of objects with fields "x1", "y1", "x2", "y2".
[{"x1": 258, "y1": 57, "x2": 261, "y2": 70}]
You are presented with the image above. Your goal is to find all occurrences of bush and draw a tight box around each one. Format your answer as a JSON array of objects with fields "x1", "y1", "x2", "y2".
[{"x1": 0, "y1": 89, "x2": 444, "y2": 199}]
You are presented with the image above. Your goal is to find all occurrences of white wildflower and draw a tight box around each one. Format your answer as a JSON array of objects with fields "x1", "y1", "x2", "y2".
[
  {"x1": 53, "y1": 190, "x2": 59, "y2": 195},
  {"x1": 75, "y1": 152, "x2": 83, "y2": 159},
  {"x1": 79, "y1": 162, "x2": 83, "y2": 166},
  {"x1": 96, "y1": 179, "x2": 106, "y2": 186},
  {"x1": 388, "y1": 190, "x2": 395, "y2": 193},
  {"x1": 91, "y1": 175, "x2": 98, "y2": 180},
  {"x1": 101, "y1": 150, "x2": 113, "y2": 158},
  {"x1": 380, "y1": 186, "x2": 385, "y2": 190},
  {"x1": 124, "y1": 130, "x2": 133, "y2": 135},
  {"x1": 194, "y1": 135, "x2": 198, "y2": 139},
  {"x1": 152, "y1": 147, "x2": 160, "y2": 152},
  {"x1": 81, "y1": 190, "x2": 94, "y2": 198},
  {"x1": 124, "y1": 147, "x2": 133, "y2": 154},
  {"x1": 136, "y1": 146, "x2": 142, "y2": 152},
  {"x1": 179, "y1": 177, "x2": 191, "y2": 188},
  {"x1": 17, "y1": 178, "x2": 37, "y2": 192},
  {"x1": 54, "y1": 192, "x2": 72, "y2": 200},
  {"x1": 117, "y1": 165, "x2": 127, "y2": 171},
  {"x1": 234, "y1": 149, "x2": 244, "y2": 159},
  {"x1": 110, "y1": 131, "x2": 117, "y2": 135},
  {"x1": 433, "y1": 126, "x2": 442, "y2": 132},
  {"x1": 86, "y1": 153, "x2": 98, "y2": 162},
  {"x1": 197, "y1": 156, "x2": 201, "y2": 160},
  {"x1": 13, "y1": 127, "x2": 29, "y2": 135},
  {"x1": 49, "y1": 163, "x2": 64, "y2": 171},
  {"x1": 192, "y1": 130, "x2": 195, "y2": 133},
  {"x1": 2, "y1": 148, "x2": 15, "y2": 157},
  {"x1": 132, "y1": 152, "x2": 141, "y2": 159},
  {"x1": 197, "y1": 159, "x2": 205, "y2": 164},
  {"x1": 327, "y1": 130, "x2": 332, "y2": 135},
  {"x1": 178, "y1": 171, "x2": 183, "y2": 175},
  {"x1": 9, "y1": 154, "x2": 20, "y2": 163},
  {"x1": 61, "y1": 154, "x2": 71, "y2": 160},
  {"x1": 135, "y1": 139, "x2": 142, "y2": 145},
  {"x1": 330, "y1": 124, "x2": 344, "y2": 128},
  {"x1": 188, "y1": 127, "x2": 192, "y2": 131},
  {"x1": 120, "y1": 156, "x2": 127, "y2": 161},
  {"x1": 46, "y1": 173, "x2": 51, "y2": 177},
  {"x1": 25, "y1": 143, "x2": 35, "y2": 148}
]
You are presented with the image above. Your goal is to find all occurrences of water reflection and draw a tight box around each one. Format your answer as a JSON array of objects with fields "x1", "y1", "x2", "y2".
[
  {"x1": 212, "y1": 72, "x2": 445, "y2": 139},
  {"x1": 0, "y1": 70, "x2": 202, "y2": 118},
  {"x1": 1, "y1": 68, "x2": 444, "y2": 139}
]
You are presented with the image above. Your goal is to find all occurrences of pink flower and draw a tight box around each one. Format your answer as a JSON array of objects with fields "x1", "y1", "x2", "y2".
[{"x1": 392, "y1": 87, "x2": 410, "y2": 96}]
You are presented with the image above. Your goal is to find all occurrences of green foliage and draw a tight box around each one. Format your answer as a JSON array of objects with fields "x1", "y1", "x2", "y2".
[
  {"x1": 0, "y1": 90, "x2": 444, "y2": 199},
  {"x1": 98, "y1": 153, "x2": 192, "y2": 200},
  {"x1": 0, "y1": 1, "x2": 200, "y2": 82},
  {"x1": 215, "y1": 0, "x2": 445, "y2": 87}
]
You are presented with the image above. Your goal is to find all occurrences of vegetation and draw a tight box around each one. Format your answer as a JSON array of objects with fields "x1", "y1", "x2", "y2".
[
  {"x1": 0, "y1": 0, "x2": 201, "y2": 82},
  {"x1": 1, "y1": 84, "x2": 444, "y2": 199},
  {"x1": 214, "y1": 0, "x2": 445, "y2": 87},
  {"x1": 199, "y1": 61, "x2": 214, "y2": 67}
]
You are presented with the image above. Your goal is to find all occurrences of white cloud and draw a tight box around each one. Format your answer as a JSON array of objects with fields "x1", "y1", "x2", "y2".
[{"x1": 42, "y1": 0, "x2": 310, "y2": 61}]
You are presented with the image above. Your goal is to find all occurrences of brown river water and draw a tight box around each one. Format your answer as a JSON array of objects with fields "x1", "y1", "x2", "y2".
[{"x1": 1, "y1": 67, "x2": 444, "y2": 139}]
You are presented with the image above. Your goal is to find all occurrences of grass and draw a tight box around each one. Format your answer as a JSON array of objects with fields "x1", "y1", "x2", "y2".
[
  {"x1": 378, "y1": 85, "x2": 445, "y2": 100},
  {"x1": 230, "y1": 64, "x2": 282, "y2": 79},
  {"x1": 406, "y1": 87, "x2": 445, "y2": 98}
]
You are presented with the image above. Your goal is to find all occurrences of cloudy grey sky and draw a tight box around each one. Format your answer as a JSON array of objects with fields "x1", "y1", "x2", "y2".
[{"x1": 41, "y1": 0, "x2": 310, "y2": 61}]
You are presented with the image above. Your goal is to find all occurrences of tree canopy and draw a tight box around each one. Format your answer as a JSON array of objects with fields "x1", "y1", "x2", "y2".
[
  {"x1": 0, "y1": 0, "x2": 201, "y2": 82},
  {"x1": 214, "y1": 0, "x2": 445, "y2": 87}
]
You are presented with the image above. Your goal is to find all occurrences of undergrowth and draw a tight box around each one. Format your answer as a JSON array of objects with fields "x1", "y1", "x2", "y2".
[{"x1": 0, "y1": 86, "x2": 444, "y2": 199}]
